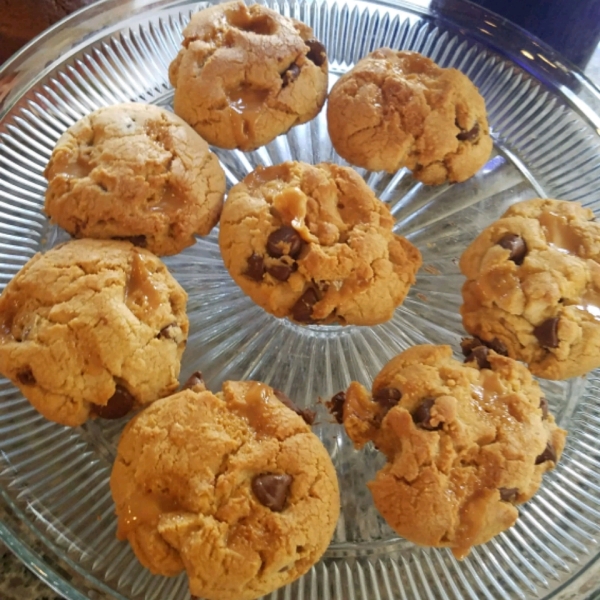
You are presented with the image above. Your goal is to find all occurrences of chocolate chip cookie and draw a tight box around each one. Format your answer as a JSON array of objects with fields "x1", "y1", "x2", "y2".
[
  {"x1": 335, "y1": 344, "x2": 566, "y2": 559},
  {"x1": 168, "y1": 1, "x2": 328, "y2": 151},
  {"x1": 44, "y1": 102, "x2": 226, "y2": 256},
  {"x1": 111, "y1": 378, "x2": 340, "y2": 600},
  {"x1": 218, "y1": 161, "x2": 422, "y2": 325},
  {"x1": 0, "y1": 239, "x2": 188, "y2": 426},
  {"x1": 327, "y1": 49, "x2": 492, "y2": 185},
  {"x1": 460, "y1": 198, "x2": 600, "y2": 379}
]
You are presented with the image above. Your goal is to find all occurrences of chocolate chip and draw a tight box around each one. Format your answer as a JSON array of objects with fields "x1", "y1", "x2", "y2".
[
  {"x1": 267, "y1": 264, "x2": 293, "y2": 281},
  {"x1": 158, "y1": 322, "x2": 177, "y2": 339},
  {"x1": 497, "y1": 233, "x2": 527, "y2": 265},
  {"x1": 456, "y1": 122, "x2": 480, "y2": 142},
  {"x1": 266, "y1": 226, "x2": 303, "y2": 259},
  {"x1": 113, "y1": 235, "x2": 147, "y2": 248},
  {"x1": 182, "y1": 371, "x2": 204, "y2": 390},
  {"x1": 273, "y1": 389, "x2": 316, "y2": 425},
  {"x1": 412, "y1": 398, "x2": 442, "y2": 431},
  {"x1": 462, "y1": 336, "x2": 508, "y2": 357},
  {"x1": 252, "y1": 473, "x2": 293, "y2": 511},
  {"x1": 291, "y1": 288, "x2": 318, "y2": 323},
  {"x1": 16, "y1": 368, "x2": 35, "y2": 386},
  {"x1": 465, "y1": 345, "x2": 491, "y2": 369},
  {"x1": 300, "y1": 408, "x2": 316, "y2": 425},
  {"x1": 282, "y1": 62, "x2": 301, "y2": 87},
  {"x1": 533, "y1": 317, "x2": 559, "y2": 348},
  {"x1": 93, "y1": 385, "x2": 134, "y2": 419},
  {"x1": 461, "y1": 337, "x2": 482, "y2": 357},
  {"x1": 245, "y1": 253, "x2": 265, "y2": 281},
  {"x1": 535, "y1": 442, "x2": 557, "y2": 465},
  {"x1": 499, "y1": 487, "x2": 519, "y2": 502},
  {"x1": 305, "y1": 39, "x2": 327, "y2": 67},
  {"x1": 373, "y1": 387, "x2": 402, "y2": 412},
  {"x1": 539, "y1": 397, "x2": 549, "y2": 420},
  {"x1": 487, "y1": 338, "x2": 508, "y2": 356},
  {"x1": 327, "y1": 391, "x2": 345, "y2": 424}
]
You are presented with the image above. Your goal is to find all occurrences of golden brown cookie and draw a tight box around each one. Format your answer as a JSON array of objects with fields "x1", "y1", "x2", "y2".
[
  {"x1": 110, "y1": 379, "x2": 340, "y2": 600},
  {"x1": 327, "y1": 49, "x2": 492, "y2": 185},
  {"x1": 0, "y1": 239, "x2": 188, "y2": 426},
  {"x1": 460, "y1": 198, "x2": 600, "y2": 379},
  {"x1": 168, "y1": 1, "x2": 328, "y2": 151},
  {"x1": 44, "y1": 102, "x2": 226, "y2": 256},
  {"x1": 218, "y1": 161, "x2": 422, "y2": 325},
  {"x1": 335, "y1": 344, "x2": 566, "y2": 559}
]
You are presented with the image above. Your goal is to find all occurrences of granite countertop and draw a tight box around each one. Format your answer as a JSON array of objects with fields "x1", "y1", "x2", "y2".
[
  {"x1": 0, "y1": 545, "x2": 63, "y2": 600},
  {"x1": 1, "y1": 18, "x2": 600, "y2": 600}
]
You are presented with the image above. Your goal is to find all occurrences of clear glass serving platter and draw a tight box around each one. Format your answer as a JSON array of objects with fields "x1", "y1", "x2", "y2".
[{"x1": 1, "y1": 0, "x2": 600, "y2": 598}]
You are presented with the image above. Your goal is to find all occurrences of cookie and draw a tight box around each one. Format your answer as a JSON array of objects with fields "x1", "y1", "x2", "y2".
[
  {"x1": 110, "y1": 378, "x2": 340, "y2": 600},
  {"x1": 335, "y1": 344, "x2": 566, "y2": 559},
  {"x1": 460, "y1": 198, "x2": 600, "y2": 379},
  {"x1": 327, "y1": 49, "x2": 493, "y2": 185},
  {"x1": 218, "y1": 161, "x2": 422, "y2": 325},
  {"x1": 0, "y1": 239, "x2": 188, "y2": 426},
  {"x1": 44, "y1": 102, "x2": 226, "y2": 256},
  {"x1": 168, "y1": 1, "x2": 328, "y2": 151}
]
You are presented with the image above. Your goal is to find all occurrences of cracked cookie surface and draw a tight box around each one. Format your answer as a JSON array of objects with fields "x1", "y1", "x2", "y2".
[
  {"x1": 337, "y1": 344, "x2": 565, "y2": 559},
  {"x1": 168, "y1": 1, "x2": 328, "y2": 151},
  {"x1": 0, "y1": 239, "x2": 188, "y2": 426},
  {"x1": 218, "y1": 161, "x2": 422, "y2": 325},
  {"x1": 110, "y1": 379, "x2": 340, "y2": 600},
  {"x1": 460, "y1": 198, "x2": 600, "y2": 379},
  {"x1": 327, "y1": 49, "x2": 492, "y2": 185},
  {"x1": 44, "y1": 102, "x2": 226, "y2": 256}
]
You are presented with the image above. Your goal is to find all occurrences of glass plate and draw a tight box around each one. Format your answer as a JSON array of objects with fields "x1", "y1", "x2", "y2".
[{"x1": 1, "y1": 0, "x2": 600, "y2": 598}]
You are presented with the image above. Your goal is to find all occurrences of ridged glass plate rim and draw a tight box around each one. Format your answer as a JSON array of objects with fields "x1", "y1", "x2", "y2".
[{"x1": 1, "y1": 1, "x2": 600, "y2": 599}]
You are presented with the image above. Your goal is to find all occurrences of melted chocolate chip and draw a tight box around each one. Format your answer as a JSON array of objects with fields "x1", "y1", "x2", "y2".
[
  {"x1": 282, "y1": 62, "x2": 301, "y2": 87},
  {"x1": 273, "y1": 389, "x2": 316, "y2": 425},
  {"x1": 489, "y1": 338, "x2": 508, "y2": 355},
  {"x1": 533, "y1": 317, "x2": 559, "y2": 348},
  {"x1": 16, "y1": 368, "x2": 36, "y2": 386},
  {"x1": 499, "y1": 487, "x2": 519, "y2": 503},
  {"x1": 373, "y1": 387, "x2": 402, "y2": 412},
  {"x1": 539, "y1": 397, "x2": 549, "y2": 420},
  {"x1": 465, "y1": 345, "x2": 491, "y2": 369},
  {"x1": 267, "y1": 264, "x2": 293, "y2": 281},
  {"x1": 252, "y1": 473, "x2": 293, "y2": 511},
  {"x1": 93, "y1": 385, "x2": 134, "y2": 419},
  {"x1": 461, "y1": 337, "x2": 482, "y2": 357},
  {"x1": 535, "y1": 442, "x2": 557, "y2": 465},
  {"x1": 462, "y1": 337, "x2": 508, "y2": 357},
  {"x1": 182, "y1": 371, "x2": 204, "y2": 390},
  {"x1": 266, "y1": 226, "x2": 303, "y2": 259},
  {"x1": 456, "y1": 122, "x2": 480, "y2": 142},
  {"x1": 497, "y1": 233, "x2": 527, "y2": 265},
  {"x1": 327, "y1": 391, "x2": 346, "y2": 424},
  {"x1": 412, "y1": 398, "x2": 442, "y2": 431},
  {"x1": 158, "y1": 322, "x2": 177, "y2": 339},
  {"x1": 245, "y1": 253, "x2": 265, "y2": 281},
  {"x1": 305, "y1": 39, "x2": 327, "y2": 67},
  {"x1": 113, "y1": 235, "x2": 147, "y2": 248},
  {"x1": 291, "y1": 288, "x2": 318, "y2": 323}
]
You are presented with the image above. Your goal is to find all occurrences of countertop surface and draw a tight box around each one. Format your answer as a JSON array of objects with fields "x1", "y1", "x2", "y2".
[{"x1": 1, "y1": 17, "x2": 600, "y2": 600}]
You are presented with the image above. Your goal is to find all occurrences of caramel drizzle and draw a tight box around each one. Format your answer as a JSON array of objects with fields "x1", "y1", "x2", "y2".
[
  {"x1": 117, "y1": 489, "x2": 180, "y2": 540},
  {"x1": 538, "y1": 211, "x2": 584, "y2": 255},
  {"x1": 125, "y1": 252, "x2": 162, "y2": 314}
]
